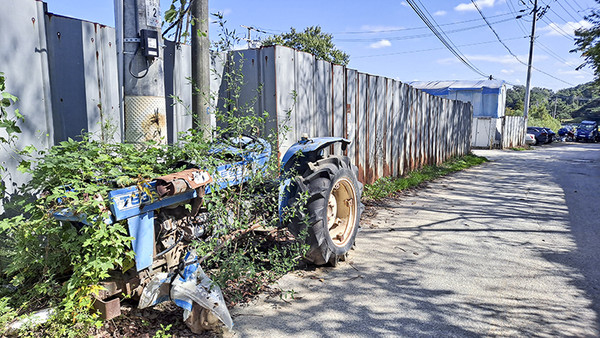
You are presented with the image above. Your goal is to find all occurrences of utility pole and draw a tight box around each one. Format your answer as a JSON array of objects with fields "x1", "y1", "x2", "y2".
[
  {"x1": 241, "y1": 25, "x2": 253, "y2": 49},
  {"x1": 523, "y1": 0, "x2": 538, "y2": 120},
  {"x1": 191, "y1": 0, "x2": 211, "y2": 140},
  {"x1": 121, "y1": 0, "x2": 167, "y2": 144}
]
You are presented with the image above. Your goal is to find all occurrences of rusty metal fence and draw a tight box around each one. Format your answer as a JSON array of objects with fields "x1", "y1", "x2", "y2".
[{"x1": 219, "y1": 46, "x2": 473, "y2": 184}]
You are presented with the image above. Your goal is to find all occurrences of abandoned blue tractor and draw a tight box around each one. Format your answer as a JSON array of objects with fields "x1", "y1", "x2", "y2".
[{"x1": 54, "y1": 135, "x2": 363, "y2": 332}]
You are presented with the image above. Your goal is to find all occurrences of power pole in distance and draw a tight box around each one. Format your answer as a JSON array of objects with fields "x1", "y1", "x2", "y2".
[{"x1": 523, "y1": 0, "x2": 538, "y2": 120}]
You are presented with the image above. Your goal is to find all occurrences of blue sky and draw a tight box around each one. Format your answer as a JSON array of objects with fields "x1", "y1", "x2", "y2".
[{"x1": 45, "y1": 0, "x2": 599, "y2": 91}]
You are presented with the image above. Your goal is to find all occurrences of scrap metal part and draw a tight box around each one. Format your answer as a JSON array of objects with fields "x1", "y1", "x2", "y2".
[{"x1": 138, "y1": 252, "x2": 233, "y2": 331}]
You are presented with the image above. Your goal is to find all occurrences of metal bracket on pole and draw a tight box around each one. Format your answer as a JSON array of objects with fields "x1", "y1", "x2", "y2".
[{"x1": 124, "y1": 37, "x2": 141, "y2": 43}]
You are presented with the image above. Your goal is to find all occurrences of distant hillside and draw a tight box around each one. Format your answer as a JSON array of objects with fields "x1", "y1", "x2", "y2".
[
  {"x1": 505, "y1": 81, "x2": 600, "y2": 123},
  {"x1": 556, "y1": 82, "x2": 600, "y2": 121}
]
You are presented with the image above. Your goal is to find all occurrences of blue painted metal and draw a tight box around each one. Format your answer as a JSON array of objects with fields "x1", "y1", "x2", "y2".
[
  {"x1": 108, "y1": 136, "x2": 271, "y2": 220},
  {"x1": 52, "y1": 208, "x2": 112, "y2": 225},
  {"x1": 108, "y1": 182, "x2": 198, "y2": 221},
  {"x1": 127, "y1": 211, "x2": 155, "y2": 271},
  {"x1": 280, "y1": 136, "x2": 350, "y2": 170}
]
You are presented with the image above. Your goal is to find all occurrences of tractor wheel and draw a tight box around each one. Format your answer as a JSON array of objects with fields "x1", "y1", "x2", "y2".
[{"x1": 287, "y1": 156, "x2": 363, "y2": 265}]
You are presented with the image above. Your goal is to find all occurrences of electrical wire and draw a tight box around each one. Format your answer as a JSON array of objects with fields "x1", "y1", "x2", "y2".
[
  {"x1": 536, "y1": 41, "x2": 594, "y2": 75},
  {"x1": 506, "y1": 0, "x2": 530, "y2": 35},
  {"x1": 128, "y1": 46, "x2": 150, "y2": 79},
  {"x1": 406, "y1": 0, "x2": 488, "y2": 78},
  {"x1": 554, "y1": 0, "x2": 585, "y2": 22},
  {"x1": 540, "y1": 17, "x2": 575, "y2": 40},
  {"x1": 335, "y1": 18, "x2": 515, "y2": 42},
  {"x1": 470, "y1": 0, "x2": 576, "y2": 87},
  {"x1": 352, "y1": 36, "x2": 526, "y2": 59},
  {"x1": 571, "y1": 0, "x2": 586, "y2": 12},
  {"x1": 331, "y1": 12, "x2": 515, "y2": 35},
  {"x1": 542, "y1": 1, "x2": 584, "y2": 31}
]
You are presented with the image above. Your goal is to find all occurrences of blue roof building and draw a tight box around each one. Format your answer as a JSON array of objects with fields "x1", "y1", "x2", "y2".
[{"x1": 409, "y1": 79, "x2": 506, "y2": 118}]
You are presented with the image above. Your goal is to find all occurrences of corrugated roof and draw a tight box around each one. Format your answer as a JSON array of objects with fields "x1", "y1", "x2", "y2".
[{"x1": 409, "y1": 79, "x2": 505, "y2": 91}]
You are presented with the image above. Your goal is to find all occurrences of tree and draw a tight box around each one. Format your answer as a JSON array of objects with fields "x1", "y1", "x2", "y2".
[
  {"x1": 573, "y1": 1, "x2": 600, "y2": 82},
  {"x1": 262, "y1": 26, "x2": 350, "y2": 66}
]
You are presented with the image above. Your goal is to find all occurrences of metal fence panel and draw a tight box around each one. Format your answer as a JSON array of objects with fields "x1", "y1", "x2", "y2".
[
  {"x1": 346, "y1": 69, "x2": 357, "y2": 165},
  {"x1": 315, "y1": 59, "x2": 331, "y2": 138},
  {"x1": 357, "y1": 73, "x2": 368, "y2": 183},
  {"x1": 274, "y1": 47, "x2": 297, "y2": 151},
  {"x1": 164, "y1": 42, "x2": 192, "y2": 143},
  {"x1": 332, "y1": 64, "x2": 345, "y2": 155},
  {"x1": 294, "y1": 49, "x2": 315, "y2": 143},
  {"x1": 1, "y1": 0, "x2": 54, "y2": 207},
  {"x1": 375, "y1": 77, "x2": 386, "y2": 181},
  {"x1": 367, "y1": 75, "x2": 377, "y2": 184}
]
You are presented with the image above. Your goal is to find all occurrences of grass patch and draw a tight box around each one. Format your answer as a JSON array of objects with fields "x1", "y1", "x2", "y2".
[
  {"x1": 363, "y1": 153, "x2": 488, "y2": 200},
  {"x1": 509, "y1": 146, "x2": 530, "y2": 151}
]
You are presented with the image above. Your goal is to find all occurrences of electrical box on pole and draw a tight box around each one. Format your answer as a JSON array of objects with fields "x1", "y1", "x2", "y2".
[{"x1": 121, "y1": 0, "x2": 167, "y2": 144}]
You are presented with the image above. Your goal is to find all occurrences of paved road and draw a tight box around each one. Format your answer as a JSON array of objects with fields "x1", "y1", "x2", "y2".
[{"x1": 225, "y1": 142, "x2": 600, "y2": 337}]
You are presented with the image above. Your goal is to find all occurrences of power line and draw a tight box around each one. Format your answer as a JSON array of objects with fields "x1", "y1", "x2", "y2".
[
  {"x1": 506, "y1": 0, "x2": 530, "y2": 35},
  {"x1": 406, "y1": 0, "x2": 488, "y2": 78},
  {"x1": 543, "y1": 2, "x2": 583, "y2": 31},
  {"x1": 470, "y1": 0, "x2": 521, "y2": 59},
  {"x1": 352, "y1": 36, "x2": 526, "y2": 59},
  {"x1": 332, "y1": 12, "x2": 516, "y2": 35},
  {"x1": 334, "y1": 18, "x2": 515, "y2": 42},
  {"x1": 471, "y1": 0, "x2": 576, "y2": 87},
  {"x1": 554, "y1": 0, "x2": 584, "y2": 22},
  {"x1": 540, "y1": 17, "x2": 574, "y2": 39},
  {"x1": 571, "y1": 0, "x2": 588, "y2": 13},
  {"x1": 535, "y1": 41, "x2": 594, "y2": 76}
]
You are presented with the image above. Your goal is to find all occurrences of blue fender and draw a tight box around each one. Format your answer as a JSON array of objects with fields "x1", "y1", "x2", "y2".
[{"x1": 280, "y1": 136, "x2": 350, "y2": 171}]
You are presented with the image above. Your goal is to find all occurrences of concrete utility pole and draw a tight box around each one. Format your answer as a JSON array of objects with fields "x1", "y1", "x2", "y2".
[
  {"x1": 523, "y1": 0, "x2": 538, "y2": 120},
  {"x1": 191, "y1": 0, "x2": 211, "y2": 140},
  {"x1": 122, "y1": 0, "x2": 167, "y2": 144}
]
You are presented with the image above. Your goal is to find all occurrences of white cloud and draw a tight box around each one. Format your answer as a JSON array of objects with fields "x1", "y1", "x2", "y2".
[
  {"x1": 455, "y1": 0, "x2": 496, "y2": 12},
  {"x1": 360, "y1": 25, "x2": 404, "y2": 33},
  {"x1": 540, "y1": 20, "x2": 593, "y2": 37},
  {"x1": 501, "y1": 69, "x2": 514, "y2": 74},
  {"x1": 369, "y1": 39, "x2": 392, "y2": 49},
  {"x1": 434, "y1": 10, "x2": 447, "y2": 16},
  {"x1": 401, "y1": 1, "x2": 409, "y2": 7},
  {"x1": 558, "y1": 69, "x2": 588, "y2": 76}
]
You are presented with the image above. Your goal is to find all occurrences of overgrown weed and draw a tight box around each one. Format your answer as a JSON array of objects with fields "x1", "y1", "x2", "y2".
[{"x1": 363, "y1": 153, "x2": 488, "y2": 200}]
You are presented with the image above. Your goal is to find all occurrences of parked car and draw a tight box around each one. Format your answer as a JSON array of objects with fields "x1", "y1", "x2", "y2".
[
  {"x1": 575, "y1": 120, "x2": 599, "y2": 142},
  {"x1": 524, "y1": 133, "x2": 536, "y2": 145},
  {"x1": 558, "y1": 125, "x2": 575, "y2": 141},
  {"x1": 542, "y1": 128, "x2": 555, "y2": 143},
  {"x1": 527, "y1": 127, "x2": 549, "y2": 145}
]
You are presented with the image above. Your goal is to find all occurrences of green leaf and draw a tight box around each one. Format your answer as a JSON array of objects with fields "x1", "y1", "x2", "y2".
[
  {"x1": 164, "y1": 7, "x2": 177, "y2": 23},
  {"x1": 17, "y1": 160, "x2": 30, "y2": 173},
  {"x1": 1, "y1": 92, "x2": 18, "y2": 102}
]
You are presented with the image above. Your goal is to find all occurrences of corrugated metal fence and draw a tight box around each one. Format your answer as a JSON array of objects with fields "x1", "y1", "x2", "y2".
[
  {"x1": 219, "y1": 47, "x2": 473, "y2": 184},
  {"x1": 1, "y1": 1, "x2": 473, "y2": 202},
  {"x1": 501, "y1": 116, "x2": 526, "y2": 149}
]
